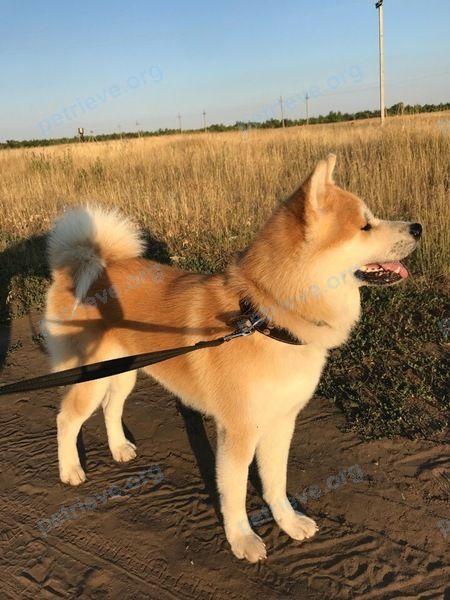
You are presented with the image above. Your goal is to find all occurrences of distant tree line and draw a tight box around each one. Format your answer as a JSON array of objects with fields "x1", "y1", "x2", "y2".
[{"x1": 2, "y1": 102, "x2": 449, "y2": 149}]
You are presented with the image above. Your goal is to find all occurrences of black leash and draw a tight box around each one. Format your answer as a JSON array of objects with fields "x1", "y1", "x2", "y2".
[
  {"x1": 0, "y1": 299, "x2": 304, "y2": 397},
  {"x1": 0, "y1": 338, "x2": 226, "y2": 396}
]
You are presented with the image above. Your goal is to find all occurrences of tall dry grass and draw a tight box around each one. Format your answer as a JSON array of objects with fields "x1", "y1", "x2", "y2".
[{"x1": 1, "y1": 113, "x2": 449, "y2": 276}]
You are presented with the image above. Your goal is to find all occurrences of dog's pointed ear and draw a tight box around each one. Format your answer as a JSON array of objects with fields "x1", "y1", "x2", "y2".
[
  {"x1": 326, "y1": 153, "x2": 336, "y2": 183},
  {"x1": 304, "y1": 154, "x2": 336, "y2": 214}
]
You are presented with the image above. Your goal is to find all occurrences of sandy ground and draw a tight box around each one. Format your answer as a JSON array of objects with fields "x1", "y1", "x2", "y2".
[{"x1": 0, "y1": 311, "x2": 449, "y2": 600}]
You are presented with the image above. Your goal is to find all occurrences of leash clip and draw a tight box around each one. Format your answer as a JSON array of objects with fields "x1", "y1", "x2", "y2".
[{"x1": 223, "y1": 313, "x2": 265, "y2": 342}]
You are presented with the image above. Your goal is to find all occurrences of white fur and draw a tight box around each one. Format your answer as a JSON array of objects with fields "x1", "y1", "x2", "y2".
[{"x1": 48, "y1": 205, "x2": 145, "y2": 303}]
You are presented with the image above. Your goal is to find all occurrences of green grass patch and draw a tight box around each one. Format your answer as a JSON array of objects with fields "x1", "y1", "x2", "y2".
[{"x1": 318, "y1": 279, "x2": 449, "y2": 440}]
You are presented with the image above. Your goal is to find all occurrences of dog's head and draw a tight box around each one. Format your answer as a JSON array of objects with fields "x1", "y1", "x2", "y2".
[
  {"x1": 290, "y1": 154, "x2": 422, "y2": 287},
  {"x1": 234, "y1": 154, "x2": 422, "y2": 340}
]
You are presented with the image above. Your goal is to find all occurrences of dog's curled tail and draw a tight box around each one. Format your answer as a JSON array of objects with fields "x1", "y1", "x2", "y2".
[{"x1": 48, "y1": 205, "x2": 145, "y2": 302}]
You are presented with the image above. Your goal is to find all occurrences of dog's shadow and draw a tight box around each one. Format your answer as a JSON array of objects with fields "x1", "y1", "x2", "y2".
[{"x1": 0, "y1": 233, "x2": 49, "y2": 369}]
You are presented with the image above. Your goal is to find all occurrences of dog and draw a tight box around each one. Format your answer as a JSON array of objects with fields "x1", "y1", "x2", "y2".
[{"x1": 43, "y1": 154, "x2": 421, "y2": 562}]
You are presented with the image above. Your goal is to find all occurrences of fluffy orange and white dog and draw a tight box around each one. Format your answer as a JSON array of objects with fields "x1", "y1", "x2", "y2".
[{"x1": 43, "y1": 154, "x2": 421, "y2": 562}]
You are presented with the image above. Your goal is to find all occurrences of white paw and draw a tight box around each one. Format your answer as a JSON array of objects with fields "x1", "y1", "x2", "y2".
[
  {"x1": 230, "y1": 532, "x2": 267, "y2": 563},
  {"x1": 112, "y1": 440, "x2": 137, "y2": 463},
  {"x1": 278, "y1": 512, "x2": 319, "y2": 541},
  {"x1": 60, "y1": 464, "x2": 86, "y2": 486}
]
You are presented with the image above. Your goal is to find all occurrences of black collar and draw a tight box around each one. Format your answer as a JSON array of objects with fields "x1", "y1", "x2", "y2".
[{"x1": 236, "y1": 298, "x2": 305, "y2": 346}]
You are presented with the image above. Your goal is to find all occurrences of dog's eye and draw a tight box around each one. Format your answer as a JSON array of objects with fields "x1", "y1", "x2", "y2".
[{"x1": 361, "y1": 223, "x2": 372, "y2": 231}]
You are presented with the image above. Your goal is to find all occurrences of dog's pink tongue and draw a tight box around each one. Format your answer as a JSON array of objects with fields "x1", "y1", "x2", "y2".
[{"x1": 368, "y1": 261, "x2": 409, "y2": 278}]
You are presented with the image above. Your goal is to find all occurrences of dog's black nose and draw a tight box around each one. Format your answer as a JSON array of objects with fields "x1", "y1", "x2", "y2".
[{"x1": 409, "y1": 223, "x2": 422, "y2": 239}]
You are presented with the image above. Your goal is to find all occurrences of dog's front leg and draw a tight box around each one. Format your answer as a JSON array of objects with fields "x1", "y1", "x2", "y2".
[
  {"x1": 256, "y1": 411, "x2": 318, "y2": 542},
  {"x1": 216, "y1": 425, "x2": 266, "y2": 562}
]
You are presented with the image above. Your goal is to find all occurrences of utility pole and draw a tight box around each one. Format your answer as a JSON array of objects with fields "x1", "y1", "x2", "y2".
[
  {"x1": 376, "y1": 0, "x2": 385, "y2": 125},
  {"x1": 202, "y1": 110, "x2": 207, "y2": 132},
  {"x1": 305, "y1": 93, "x2": 309, "y2": 125},
  {"x1": 279, "y1": 96, "x2": 285, "y2": 128},
  {"x1": 177, "y1": 113, "x2": 182, "y2": 133}
]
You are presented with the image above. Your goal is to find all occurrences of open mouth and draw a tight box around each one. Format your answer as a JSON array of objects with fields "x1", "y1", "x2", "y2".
[{"x1": 354, "y1": 261, "x2": 409, "y2": 285}]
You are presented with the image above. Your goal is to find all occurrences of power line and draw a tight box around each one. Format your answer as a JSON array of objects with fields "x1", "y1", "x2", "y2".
[
  {"x1": 177, "y1": 113, "x2": 182, "y2": 133},
  {"x1": 225, "y1": 69, "x2": 449, "y2": 120},
  {"x1": 305, "y1": 93, "x2": 309, "y2": 125},
  {"x1": 202, "y1": 109, "x2": 207, "y2": 132}
]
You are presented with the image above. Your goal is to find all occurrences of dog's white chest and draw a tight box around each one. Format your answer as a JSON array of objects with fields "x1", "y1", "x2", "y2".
[{"x1": 250, "y1": 344, "x2": 327, "y2": 421}]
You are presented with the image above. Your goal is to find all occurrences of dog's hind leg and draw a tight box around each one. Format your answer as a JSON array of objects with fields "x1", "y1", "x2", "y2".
[
  {"x1": 256, "y1": 412, "x2": 318, "y2": 541},
  {"x1": 216, "y1": 425, "x2": 266, "y2": 563},
  {"x1": 57, "y1": 377, "x2": 110, "y2": 485},
  {"x1": 102, "y1": 370, "x2": 137, "y2": 463}
]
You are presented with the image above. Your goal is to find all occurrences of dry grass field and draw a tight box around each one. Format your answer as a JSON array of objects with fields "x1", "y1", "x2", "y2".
[
  {"x1": 1, "y1": 112, "x2": 449, "y2": 275},
  {"x1": 0, "y1": 113, "x2": 449, "y2": 439}
]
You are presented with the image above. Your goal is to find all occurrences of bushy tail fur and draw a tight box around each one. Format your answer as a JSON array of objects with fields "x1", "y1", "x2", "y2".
[{"x1": 48, "y1": 205, "x2": 145, "y2": 302}]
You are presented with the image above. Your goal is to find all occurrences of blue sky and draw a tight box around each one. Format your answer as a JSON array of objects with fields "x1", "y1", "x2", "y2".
[{"x1": 1, "y1": 0, "x2": 449, "y2": 141}]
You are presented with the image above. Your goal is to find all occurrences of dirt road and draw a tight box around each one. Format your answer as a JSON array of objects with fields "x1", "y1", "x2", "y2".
[{"x1": 0, "y1": 312, "x2": 449, "y2": 599}]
